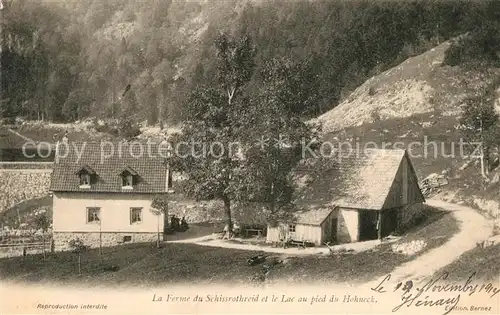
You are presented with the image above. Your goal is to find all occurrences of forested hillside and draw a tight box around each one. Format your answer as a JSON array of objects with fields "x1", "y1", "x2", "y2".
[{"x1": 1, "y1": 0, "x2": 499, "y2": 124}]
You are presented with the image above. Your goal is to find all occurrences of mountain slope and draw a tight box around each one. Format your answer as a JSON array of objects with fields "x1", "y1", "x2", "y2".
[
  {"x1": 5, "y1": 0, "x2": 499, "y2": 123},
  {"x1": 315, "y1": 39, "x2": 500, "y2": 133}
]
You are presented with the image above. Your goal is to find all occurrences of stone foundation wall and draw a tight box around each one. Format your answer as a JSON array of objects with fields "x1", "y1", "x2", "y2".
[{"x1": 53, "y1": 232, "x2": 160, "y2": 251}]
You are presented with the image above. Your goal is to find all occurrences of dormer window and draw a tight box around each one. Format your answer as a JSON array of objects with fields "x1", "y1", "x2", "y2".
[
  {"x1": 119, "y1": 166, "x2": 138, "y2": 189},
  {"x1": 122, "y1": 174, "x2": 133, "y2": 187},
  {"x1": 80, "y1": 173, "x2": 91, "y2": 186},
  {"x1": 75, "y1": 165, "x2": 96, "y2": 188}
]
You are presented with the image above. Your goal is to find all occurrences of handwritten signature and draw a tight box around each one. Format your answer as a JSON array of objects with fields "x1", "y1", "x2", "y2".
[{"x1": 371, "y1": 272, "x2": 499, "y2": 315}]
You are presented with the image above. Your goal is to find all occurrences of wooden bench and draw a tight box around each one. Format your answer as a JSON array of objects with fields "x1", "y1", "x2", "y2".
[
  {"x1": 289, "y1": 240, "x2": 307, "y2": 249},
  {"x1": 244, "y1": 228, "x2": 263, "y2": 238},
  {"x1": 278, "y1": 239, "x2": 310, "y2": 249}
]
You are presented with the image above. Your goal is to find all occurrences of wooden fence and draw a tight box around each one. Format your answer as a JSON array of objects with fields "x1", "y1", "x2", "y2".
[{"x1": 0, "y1": 239, "x2": 53, "y2": 258}]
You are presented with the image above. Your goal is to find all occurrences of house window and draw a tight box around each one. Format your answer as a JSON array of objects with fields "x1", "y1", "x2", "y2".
[
  {"x1": 80, "y1": 173, "x2": 91, "y2": 186},
  {"x1": 122, "y1": 175, "x2": 133, "y2": 188},
  {"x1": 123, "y1": 235, "x2": 132, "y2": 242},
  {"x1": 288, "y1": 224, "x2": 296, "y2": 232},
  {"x1": 130, "y1": 207, "x2": 142, "y2": 224},
  {"x1": 87, "y1": 207, "x2": 100, "y2": 223}
]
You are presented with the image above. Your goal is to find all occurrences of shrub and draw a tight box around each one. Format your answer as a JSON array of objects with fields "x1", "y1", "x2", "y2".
[
  {"x1": 118, "y1": 117, "x2": 141, "y2": 140},
  {"x1": 68, "y1": 238, "x2": 90, "y2": 275},
  {"x1": 370, "y1": 110, "x2": 382, "y2": 123},
  {"x1": 68, "y1": 238, "x2": 89, "y2": 253},
  {"x1": 95, "y1": 123, "x2": 119, "y2": 136},
  {"x1": 99, "y1": 263, "x2": 119, "y2": 272},
  {"x1": 368, "y1": 86, "x2": 376, "y2": 96}
]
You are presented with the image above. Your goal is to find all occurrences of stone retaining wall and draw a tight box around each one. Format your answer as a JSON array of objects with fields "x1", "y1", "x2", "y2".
[
  {"x1": 0, "y1": 171, "x2": 51, "y2": 214},
  {"x1": 53, "y1": 232, "x2": 159, "y2": 251}
]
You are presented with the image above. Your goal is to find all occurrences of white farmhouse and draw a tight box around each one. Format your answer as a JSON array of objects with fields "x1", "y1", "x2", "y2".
[{"x1": 50, "y1": 141, "x2": 172, "y2": 250}]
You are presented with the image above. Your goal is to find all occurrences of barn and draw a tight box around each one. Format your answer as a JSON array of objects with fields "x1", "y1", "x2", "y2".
[{"x1": 266, "y1": 149, "x2": 425, "y2": 245}]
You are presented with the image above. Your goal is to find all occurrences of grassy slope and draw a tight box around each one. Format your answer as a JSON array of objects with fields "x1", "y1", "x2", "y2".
[
  {"x1": 0, "y1": 206, "x2": 458, "y2": 286},
  {"x1": 0, "y1": 243, "x2": 263, "y2": 287},
  {"x1": 433, "y1": 244, "x2": 500, "y2": 282}
]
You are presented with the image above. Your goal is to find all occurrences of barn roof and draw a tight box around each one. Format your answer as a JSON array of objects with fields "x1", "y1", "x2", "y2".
[
  {"x1": 50, "y1": 141, "x2": 168, "y2": 193},
  {"x1": 294, "y1": 148, "x2": 410, "y2": 210},
  {"x1": 295, "y1": 207, "x2": 334, "y2": 226}
]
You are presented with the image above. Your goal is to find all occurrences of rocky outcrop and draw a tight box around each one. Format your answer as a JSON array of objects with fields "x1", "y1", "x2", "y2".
[
  {"x1": 420, "y1": 173, "x2": 449, "y2": 197},
  {"x1": 314, "y1": 40, "x2": 500, "y2": 133}
]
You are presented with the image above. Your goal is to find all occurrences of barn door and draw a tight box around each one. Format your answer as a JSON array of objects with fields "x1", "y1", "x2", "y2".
[
  {"x1": 381, "y1": 209, "x2": 398, "y2": 237},
  {"x1": 359, "y1": 210, "x2": 378, "y2": 241},
  {"x1": 330, "y1": 218, "x2": 338, "y2": 243}
]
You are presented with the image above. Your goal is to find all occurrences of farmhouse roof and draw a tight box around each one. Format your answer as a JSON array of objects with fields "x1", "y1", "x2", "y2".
[
  {"x1": 119, "y1": 166, "x2": 138, "y2": 176},
  {"x1": 295, "y1": 207, "x2": 334, "y2": 226},
  {"x1": 294, "y1": 148, "x2": 419, "y2": 210},
  {"x1": 75, "y1": 164, "x2": 96, "y2": 175},
  {"x1": 50, "y1": 141, "x2": 168, "y2": 193}
]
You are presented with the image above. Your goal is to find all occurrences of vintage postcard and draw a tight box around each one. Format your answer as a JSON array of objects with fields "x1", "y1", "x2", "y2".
[{"x1": 0, "y1": 0, "x2": 499, "y2": 314}]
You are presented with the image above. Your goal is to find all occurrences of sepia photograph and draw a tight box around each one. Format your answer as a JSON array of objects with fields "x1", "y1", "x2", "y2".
[{"x1": 0, "y1": 0, "x2": 499, "y2": 314}]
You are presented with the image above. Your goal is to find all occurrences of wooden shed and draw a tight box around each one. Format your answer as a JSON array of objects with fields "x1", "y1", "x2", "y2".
[
  {"x1": 283, "y1": 149, "x2": 425, "y2": 245},
  {"x1": 266, "y1": 206, "x2": 338, "y2": 246}
]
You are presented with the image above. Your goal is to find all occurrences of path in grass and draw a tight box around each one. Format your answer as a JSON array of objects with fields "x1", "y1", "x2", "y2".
[
  {"x1": 366, "y1": 199, "x2": 493, "y2": 287},
  {"x1": 170, "y1": 235, "x2": 385, "y2": 256},
  {"x1": 7, "y1": 128, "x2": 34, "y2": 143}
]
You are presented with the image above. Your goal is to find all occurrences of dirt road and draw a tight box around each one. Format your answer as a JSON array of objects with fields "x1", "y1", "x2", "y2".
[
  {"x1": 170, "y1": 235, "x2": 388, "y2": 256},
  {"x1": 365, "y1": 198, "x2": 493, "y2": 287},
  {"x1": 7, "y1": 128, "x2": 33, "y2": 143}
]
